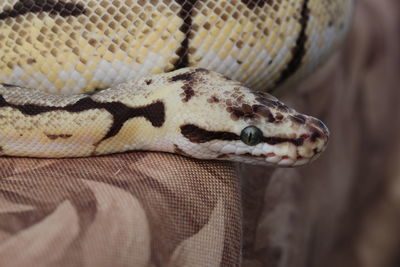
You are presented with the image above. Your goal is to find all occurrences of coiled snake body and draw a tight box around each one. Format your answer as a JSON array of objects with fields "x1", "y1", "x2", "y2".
[{"x1": 0, "y1": 0, "x2": 353, "y2": 166}]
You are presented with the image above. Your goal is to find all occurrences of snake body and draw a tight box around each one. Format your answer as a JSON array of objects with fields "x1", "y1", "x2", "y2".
[{"x1": 0, "y1": 0, "x2": 353, "y2": 166}]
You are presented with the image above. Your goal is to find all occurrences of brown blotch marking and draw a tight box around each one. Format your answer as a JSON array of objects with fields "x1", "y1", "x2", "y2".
[
  {"x1": 173, "y1": 0, "x2": 199, "y2": 69},
  {"x1": 88, "y1": 39, "x2": 97, "y2": 47},
  {"x1": 225, "y1": 93, "x2": 283, "y2": 122},
  {"x1": 255, "y1": 96, "x2": 290, "y2": 112},
  {"x1": 252, "y1": 91, "x2": 277, "y2": 101},
  {"x1": 242, "y1": 104, "x2": 253, "y2": 113},
  {"x1": 236, "y1": 40, "x2": 244, "y2": 49},
  {"x1": 252, "y1": 91, "x2": 277, "y2": 107},
  {"x1": 223, "y1": 75, "x2": 234, "y2": 81},
  {"x1": 0, "y1": 0, "x2": 87, "y2": 20},
  {"x1": 275, "y1": 102, "x2": 290, "y2": 112},
  {"x1": 0, "y1": 94, "x2": 166, "y2": 142},
  {"x1": 26, "y1": 58, "x2": 36, "y2": 65},
  {"x1": 1, "y1": 83, "x2": 16, "y2": 88},
  {"x1": 170, "y1": 70, "x2": 195, "y2": 83},
  {"x1": 170, "y1": 69, "x2": 207, "y2": 102},
  {"x1": 227, "y1": 103, "x2": 257, "y2": 121},
  {"x1": 290, "y1": 114, "x2": 306, "y2": 124},
  {"x1": 310, "y1": 130, "x2": 322, "y2": 142},
  {"x1": 306, "y1": 118, "x2": 328, "y2": 141},
  {"x1": 45, "y1": 133, "x2": 72, "y2": 140},
  {"x1": 240, "y1": 0, "x2": 274, "y2": 9},
  {"x1": 181, "y1": 84, "x2": 195, "y2": 102},
  {"x1": 145, "y1": 79, "x2": 152, "y2": 85},
  {"x1": 169, "y1": 68, "x2": 208, "y2": 83},
  {"x1": 207, "y1": 95, "x2": 220, "y2": 103},
  {"x1": 252, "y1": 104, "x2": 275, "y2": 123}
]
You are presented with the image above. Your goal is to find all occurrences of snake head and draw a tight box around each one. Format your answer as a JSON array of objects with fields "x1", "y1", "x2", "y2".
[{"x1": 168, "y1": 68, "x2": 329, "y2": 167}]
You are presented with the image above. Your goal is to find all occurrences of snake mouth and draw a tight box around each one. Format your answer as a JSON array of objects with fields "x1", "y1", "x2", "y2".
[
  {"x1": 212, "y1": 120, "x2": 329, "y2": 167},
  {"x1": 219, "y1": 145, "x2": 324, "y2": 167},
  {"x1": 245, "y1": 153, "x2": 307, "y2": 166},
  {"x1": 235, "y1": 150, "x2": 323, "y2": 167}
]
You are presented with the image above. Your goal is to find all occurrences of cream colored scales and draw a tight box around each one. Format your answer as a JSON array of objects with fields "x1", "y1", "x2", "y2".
[{"x1": 0, "y1": 0, "x2": 353, "y2": 166}]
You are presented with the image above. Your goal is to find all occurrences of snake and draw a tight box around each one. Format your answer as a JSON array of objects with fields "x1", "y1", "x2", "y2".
[{"x1": 0, "y1": 0, "x2": 353, "y2": 167}]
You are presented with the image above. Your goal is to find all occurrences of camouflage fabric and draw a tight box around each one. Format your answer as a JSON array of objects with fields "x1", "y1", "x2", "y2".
[{"x1": 0, "y1": 153, "x2": 241, "y2": 266}]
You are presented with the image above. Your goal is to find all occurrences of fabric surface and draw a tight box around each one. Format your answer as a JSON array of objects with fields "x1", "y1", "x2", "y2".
[
  {"x1": 1, "y1": 0, "x2": 399, "y2": 266},
  {"x1": 0, "y1": 153, "x2": 241, "y2": 266}
]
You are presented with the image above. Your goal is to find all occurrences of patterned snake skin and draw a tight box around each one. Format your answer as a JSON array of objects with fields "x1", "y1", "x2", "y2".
[{"x1": 0, "y1": 0, "x2": 353, "y2": 166}]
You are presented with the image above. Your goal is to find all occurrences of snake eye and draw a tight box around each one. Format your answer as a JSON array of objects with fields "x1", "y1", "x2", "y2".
[{"x1": 240, "y1": 126, "x2": 263, "y2": 146}]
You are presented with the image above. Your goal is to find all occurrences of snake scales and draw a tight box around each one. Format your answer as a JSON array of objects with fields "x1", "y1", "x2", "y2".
[{"x1": 0, "y1": 0, "x2": 353, "y2": 166}]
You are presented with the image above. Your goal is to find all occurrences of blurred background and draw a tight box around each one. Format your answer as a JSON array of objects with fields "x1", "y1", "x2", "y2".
[{"x1": 239, "y1": 0, "x2": 400, "y2": 266}]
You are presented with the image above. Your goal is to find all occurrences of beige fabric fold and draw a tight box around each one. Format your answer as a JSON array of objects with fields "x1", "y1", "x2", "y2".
[{"x1": 0, "y1": 153, "x2": 241, "y2": 267}]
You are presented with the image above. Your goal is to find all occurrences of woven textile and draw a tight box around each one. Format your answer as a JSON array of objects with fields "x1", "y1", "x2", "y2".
[{"x1": 0, "y1": 153, "x2": 241, "y2": 266}]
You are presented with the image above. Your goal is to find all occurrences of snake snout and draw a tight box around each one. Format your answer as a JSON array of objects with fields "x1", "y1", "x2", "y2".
[
  {"x1": 308, "y1": 117, "x2": 330, "y2": 145},
  {"x1": 311, "y1": 118, "x2": 329, "y2": 138},
  {"x1": 294, "y1": 117, "x2": 330, "y2": 165}
]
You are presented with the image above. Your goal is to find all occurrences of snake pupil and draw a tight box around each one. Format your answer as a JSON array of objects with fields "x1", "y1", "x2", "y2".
[{"x1": 240, "y1": 126, "x2": 263, "y2": 146}]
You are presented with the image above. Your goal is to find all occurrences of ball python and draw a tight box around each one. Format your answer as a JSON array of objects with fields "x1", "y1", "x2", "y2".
[{"x1": 0, "y1": 0, "x2": 353, "y2": 166}]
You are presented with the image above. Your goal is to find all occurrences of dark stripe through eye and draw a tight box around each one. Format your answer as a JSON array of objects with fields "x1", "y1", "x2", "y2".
[
  {"x1": 180, "y1": 124, "x2": 239, "y2": 143},
  {"x1": 180, "y1": 124, "x2": 307, "y2": 146}
]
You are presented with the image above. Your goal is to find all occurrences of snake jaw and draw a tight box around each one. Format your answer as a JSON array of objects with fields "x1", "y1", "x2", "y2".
[
  {"x1": 182, "y1": 113, "x2": 330, "y2": 167},
  {"x1": 212, "y1": 137, "x2": 327, "y2": 167}
]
